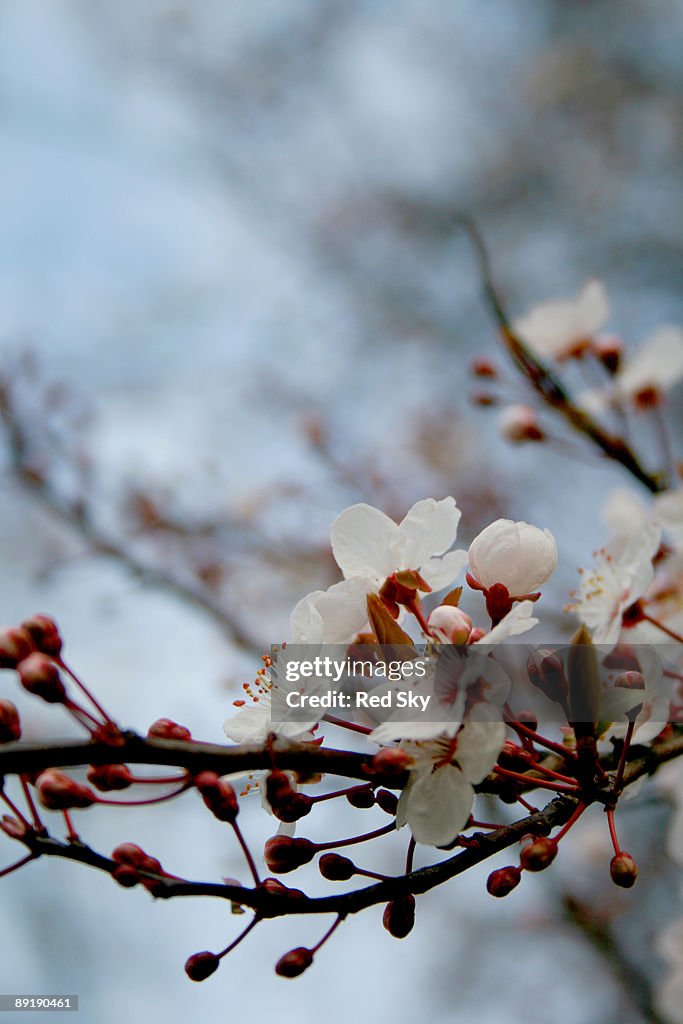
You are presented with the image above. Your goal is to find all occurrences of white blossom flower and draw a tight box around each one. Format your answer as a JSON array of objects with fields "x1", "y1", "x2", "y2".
[
  {"x1": 514, "y1": 280, "x2": 609, "y2": 361},
  {"x1": 655, "y1": 489, "x2": 683, "y2": 552},
  {"x1": 615, "y1": 326, "x2": 683, "y2": 406},
  {"x1": 597, "y1": 648, "x2": 670, "y2": 746},
  {"x1": 395, "y1": 706, "x2": 505, "y2": 846},
  {"x1": 569, "y1": 521, "x2": 661, "y2": 647},
  {"x1": 499, "y1": 404, "x2": 544, "y2": 443},
  {"x1": 331, "y1": 497, "x2": 467, "y2": 592},
  {"x1": 468, "y1": 519, "x2": 558, "y2": 597}
]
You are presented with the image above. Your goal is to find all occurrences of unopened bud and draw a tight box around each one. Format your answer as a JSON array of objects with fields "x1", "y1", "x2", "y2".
[
  {"x1": 17, "y1": 653, "x2": 66, "y2": 703},
  {"x1": 527, "y1": 650, "x2": 568, "y2": 707},
  {"x1": 112, "y1": 864, "x2": 140, "y2": 888},
  {"x1": 21, "y1": 615, "x2": 62, "y2": 656},
  {"x1": 383, "y1": 894, "x2": 416, "y2": 938},
  {"x1": 147, "y1": 718, "x2": 192, "y2": 741},
  {"x1": 516, "y1": 709, "x2": 538, "y2": 731},
  {"x1": 318, "y1": 853, "x2": 355, "y2": 881},
  {"x1": 260, "y1": 878, "x2": 307, "y2": 901},
  {"x1": 499, "y1": 405, "x2": 544, "y2": 443},
  {"x1": 486, "y1": 866, "x2": 522, "y2": 897},
  {"x1": 194, "y1": 771, "x2": 239, "y2": 823},
  {"x1": 471, "y1": 391, "x2": 498, "y2": 407},
  {"x1": 428, "y1": 605, "x2": 473, "y2": 645},
  {"x1": 87, "y1": 763, "x2": 132, "y2": 791},
  {"x1": 471, "y1": 357, "x2": 498, "y2": 379},
  {"x1": 613, "y1": 671, "x2": 645, "y2": 691},
  {"x1": 264, "y1": 836, "x2": 316, "y2": 874},
  {"x1": 610, "y1": 851, "x2": 638, "y2": 888},
  {"x1": 112, "y1": 842, "x2": 147, "y2": 867},
  {"x1": 275, "y1": 947, "x2": 314, "y2": 978},
  {"x1": 520, "y1": 836, "x2": 558, "y2": 872},
  {"x1": 592, "y1": 334, "x2": 622, "y2": 375},
  {"x1": 0, "y1": 814, "x2": 27, "y2": 839},
  {"x1": 36, "y1": 769, "x2": 96, "y2": 810},
  {"x1": 369, "y1": 748, "x2": 413, "y2": 777},
  {"x1": 346, "y1": 786, "x2": 375, "y2": 809},
  {"x1": 376, "y1": 789, "x2": 399, "y2": 815},
  {"x1": 185, "y1": 951, "x2": 220, "y2": 982},
  {"x1": 273, "y1": 792, "x2": 313, "y2": 823},
  {"x1": 0, "y1": 700, "x2": 21, "y2": 743},
  {"x1": 0, "y1": 627, "x2": 34, "y2": 669}
]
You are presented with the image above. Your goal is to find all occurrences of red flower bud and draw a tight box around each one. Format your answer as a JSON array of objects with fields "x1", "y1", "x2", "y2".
[
  {"x1": 147, "y1": 718, "x2": 192, "y2": 741},
  {"x1": 318, "y1": 853, "x2": 355, "y2": 881},
  {"x1": 21, "y1": 615, "x2": 62, "y2": 656},
  {"x1": 346, "y1": 786, "x2": 375, "y2": 809},
  {"x1": 369, "y1": 748, "x2": 413, "y2": 777},
  {"x1": 520, "y1": 836, "x2": 558, "y2": 872},
  {"x1": 0, "y1": 627, "x2": 34, "y2": 669},
  {"x1": 383, "y1": 894, "x2": 416, "y2": 938},
  {"x1": 376, "y1": 789, "x2": 399, "y2": 816},
  {"x1": 17, "y1": 653, "x2": 66, "y2": 703},
  {"x1": 275, "y1": 947, "x2": 314, "y2": 978},
  {"x1": 260, "y1": 877, "x2": 307, "y2": 901},
  {"x1": 185, "y1": 951, "x2": 220, "y2": 982},
  {"x1": 1, "y1": 814, "x2": 28, "y2": 839},
  {"x1": 194, "y1": 772, "x2": 239, "y2": 823},
  {"x1": 264, "y1": 836, "x2": 316, "y2": 874},
  {"x1": 0, "y1": 700, "x2": 21, "y2": 743},
  {"x1": 87, "y1": 764, "x2": 133, "y2": 791},
  {"x1": 266, "y1": 770, "x2": 293, "y2": 805},
  {"x1": 36, "y1": 769, "x2": 96, "y2": 810},
  {"x1": 273, "y1": 793, "x2": 313, "y2": 823},
  {"x1": 471, "y1": 357, "x2": 498, "y2": 379},
  {"x1": 112, "y1": 864, "x2": 140, "y2": 888},
  {"x1": 610, "y1": 852, "x2": 638, "y2": 888},
  {"x1": 112, "y1": 842, "x2": 147, "y2": 867},
  {"x1": 486, "y1": 866, "x2": 522, "y2": 897}
]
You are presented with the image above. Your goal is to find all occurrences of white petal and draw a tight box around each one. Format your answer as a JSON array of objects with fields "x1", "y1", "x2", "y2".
[
  {"x1": 311, "y1": 577, "x2": 374, "y2": 642},
  {"x1": 617, "y1": 326, "x2": 683, "y2": 397},
  {"x1": 576, "y1": 279, "x2": 610, "y2": 335},
  {"x1": 330, "y1": 503, "x2": 400, "y2": 579},
  {"x1": 289, "y1": 592, "x2": 326, "y2": 643},
  {"x1": 398, "y1": 766, "x2": 474, "y2": 846},
  {"x1": 455, "y1": 711, "x2": 505, "y2": 783},
  {"x1": 421, "y1": 549, "x2": 468, "y2": 591},
  {"x1": 655, "y1": 489, "x2": 683, "y2": 550},
  {"x1": 397, "y1": 497, "x2": 461, "y2": 569},
  {"x1": 223, "y1": 704, "x2": 270, "y2": 744}
]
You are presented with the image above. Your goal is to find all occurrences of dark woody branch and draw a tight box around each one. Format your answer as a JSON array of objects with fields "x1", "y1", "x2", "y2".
[{"x1": 5, "y1": 727, "x2": 683, "y2": 919}]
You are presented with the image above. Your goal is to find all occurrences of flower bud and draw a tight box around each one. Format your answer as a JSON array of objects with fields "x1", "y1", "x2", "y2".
[
  {"x1": 0, "y1": 627, "x2": 34, "y2": 669},
  {"x1": 112, "y1": 842, "x2": 147, "y2": 867},
  {"x1": 527, "y1": 650, "x2": 568, "y2": 707},
  {"x1": 369, "y1": 748, "x2": 413, "y2": 777},
  {"x1": 185, "y1": 951, "x2": 220, "y2": 982},
  {"x1": 516, "y1": 709, "x2": 538, "y2": 731},
  {"x1": 468, "y1": 520, "x2": 558, "y2": 597},
  {"x1": 36, "y1": 769, "x2": 96, "y2": 810},
  {"x1": 427, "y1": 605, "x2": 473, "y2": 645},
  {"x1": 264, "y1": 836, "x2": 316, "y2": 874},
  {"x1": 266, "y1": 770, "x2": 294, "y2": 806},
  {"x1": 147, "y1": 718, "x2": 192, "y2": 741},
  {"x1": 471, "y1": 357, "x2": 498, "y2": 379},
  {"x1": 499, "y1": 405, "x2": 545, "y2": 443},
  {"x1": 273, "y1": 792, "x2": 313, "y2": 823},
  {"x1": 1, "y1": 814, "x2": 27, "y2": 839},
  {"x1": 87, "y1": 763, "x2": 133, "y2": 791},
  {"x1": 112, "y1": 864, "x2": 140, "y2": 888},
  {"x1": 194, "y1": 772, "x2": 239, "y2": 823},
  {"x1": 17, "y1": 653, "x2": 66, "y2": 703},
  {"x1": 346, "y1": 785, "x2": 375, "y2": 809},
  {"x1": 260, "y1": 878, "x2": 307, "y2": 901},
  {"x1": 383, "y1": 894, "x2": 416, "y2": 938},
  {"x1": 486, "y1": 866, "x2": 522, "y2": 897},
  {"x1": 592, "y1": 334, "x2": 622, "y2": 375},
  {"x1": 21, "y1": 615, "x2": 62, "y2": 656},
  {"x1": 275, "y1": 947, "x2": 314, "y2": 978},
  {"x1": 376, "y1": 789, "x2": 399, "y2": 815},
  {"x1": 613, "y1": 671, "x2": 645, "y2": 691},
  {"x1": 520, "y1": 836, "x2": 558, "y2": 872},
  {"x1": 0, "y1": 700, "x2": 21, "y2": 743},
  {"x1": 610, "y1": 852, "x2": 638, "y2": 888},
  {"x1": 318, "y1": 853, "x2": 355, "y2": 881}
]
